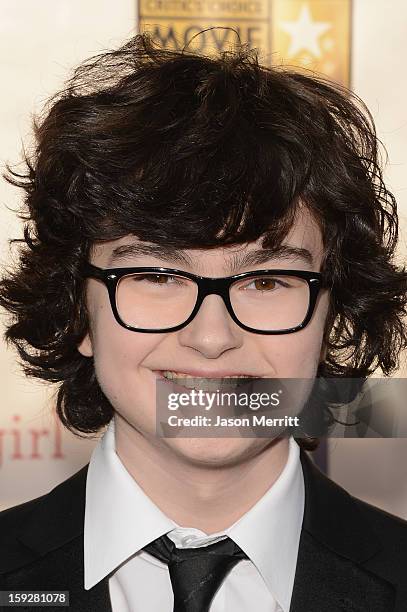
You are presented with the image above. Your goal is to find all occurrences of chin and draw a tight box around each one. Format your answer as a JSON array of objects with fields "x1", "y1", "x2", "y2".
[{"x1": 166, "y1": 436, "x2": 268, "y2": 467}]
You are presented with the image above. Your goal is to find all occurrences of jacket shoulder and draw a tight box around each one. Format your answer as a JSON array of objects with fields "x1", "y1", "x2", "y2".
[
  {"x1": 352, "y1": 493, "x2": 407, "y2": 546},
  {"x1": 0, "y1": 490, "x2": 48, "y2": 531},
  {"x1": 0, "y1": 465, "x2": 88, "y2": 575}
]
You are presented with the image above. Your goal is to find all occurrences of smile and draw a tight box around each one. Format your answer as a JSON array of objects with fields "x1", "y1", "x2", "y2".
[{"x1": 156, "y1": 370, "x2": 258, "y2": 392}]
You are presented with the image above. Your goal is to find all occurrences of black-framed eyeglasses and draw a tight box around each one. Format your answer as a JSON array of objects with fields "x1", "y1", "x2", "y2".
[{"x1": 82, "y1": 262, "x2": 325, "y2": 335}]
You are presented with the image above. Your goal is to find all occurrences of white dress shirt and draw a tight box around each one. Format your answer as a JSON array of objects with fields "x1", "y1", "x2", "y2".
[{"x1": 84, "y1": 419, "x2": 304, "y2": 611}]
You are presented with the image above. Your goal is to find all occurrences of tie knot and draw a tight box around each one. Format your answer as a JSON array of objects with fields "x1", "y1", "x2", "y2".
[
  {"x1": 143, "y1": 533, "x2": 249, "y2": 611},
  {"x1": 144, "y1": 533, "x2": 248, "y2": 566}
]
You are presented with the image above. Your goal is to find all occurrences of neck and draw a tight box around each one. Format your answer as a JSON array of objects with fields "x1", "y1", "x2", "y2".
[{"x1": 114, "y1": 414, "x2": 290, "y2": 534}]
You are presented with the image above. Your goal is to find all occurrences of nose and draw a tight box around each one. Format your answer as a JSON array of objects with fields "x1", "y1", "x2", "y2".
[{"x1": 177, "y1": 294, "x2": 243, "y2": 358}]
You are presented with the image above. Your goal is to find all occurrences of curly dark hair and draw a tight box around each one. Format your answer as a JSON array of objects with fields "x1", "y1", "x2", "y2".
[{"x1": 1, "y1": 31, "x2": 406, "y2": 452}]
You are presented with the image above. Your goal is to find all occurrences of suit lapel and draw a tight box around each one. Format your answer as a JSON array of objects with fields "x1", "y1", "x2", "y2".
[
  {"x1": 5, "y1": 535, "x2": 112, "y2": 612},
  {"x1": 289, "y1": 451, "x2": 396, "y2": 612},
  {"x1": 12, "y1": 465, "x2": 112, "y2": 612}
]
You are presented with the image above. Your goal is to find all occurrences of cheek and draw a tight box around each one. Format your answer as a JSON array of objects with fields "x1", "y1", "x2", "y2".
[
  {"x1": 89, "y1": 299, "x2": 161, "y2": 422},
  {"x1": 89, "y1": 290, "x2": 156, "y2": 365},
  {"x1": 260, "y1": 291, "x2": 329, "y2": 378},
  {"x1": 272, "y1": 330, "x2": 322, "y2": 377}
]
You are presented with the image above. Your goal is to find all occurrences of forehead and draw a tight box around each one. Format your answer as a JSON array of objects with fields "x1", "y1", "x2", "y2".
[{"x1": 91, "y1": 206, "x2": 325, "y2": 270}]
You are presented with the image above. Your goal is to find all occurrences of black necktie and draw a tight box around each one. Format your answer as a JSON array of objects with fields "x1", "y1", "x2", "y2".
[{"x1": 143, "y1": 533, "x2": 249, "y2": 611}]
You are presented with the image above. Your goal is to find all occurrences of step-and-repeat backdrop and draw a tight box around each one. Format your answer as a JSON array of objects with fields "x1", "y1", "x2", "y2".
[{"x1": 1, "y1": 0, "x2": 406, "y2": 513}]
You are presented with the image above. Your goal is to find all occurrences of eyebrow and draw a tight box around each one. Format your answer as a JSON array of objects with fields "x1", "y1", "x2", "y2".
[{"x1": 107, "y1": 242, "x2": 314, "y2": 270}]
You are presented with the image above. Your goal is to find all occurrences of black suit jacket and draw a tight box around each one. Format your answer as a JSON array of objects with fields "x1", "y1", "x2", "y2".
[{"x1": 1, "y1": 450, "x2": 407, "y2": 612}]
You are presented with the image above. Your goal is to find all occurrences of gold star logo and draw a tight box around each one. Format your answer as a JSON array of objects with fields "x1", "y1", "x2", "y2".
[
  {"x1": 271, "y1": 0, "x2": 351, "y2": 85},
  {"x1": 280, "y1": 4, "x2": 331, "y2": 58}
]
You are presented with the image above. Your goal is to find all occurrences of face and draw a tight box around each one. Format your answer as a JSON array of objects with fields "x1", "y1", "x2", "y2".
[{"x1": 77, "y1": 206, "x2": 330, "y2": 467}]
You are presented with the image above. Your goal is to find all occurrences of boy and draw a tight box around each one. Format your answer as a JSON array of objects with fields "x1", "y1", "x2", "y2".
[{"x1": 0, "y1": 32, "x2": 407, "y2": 611}]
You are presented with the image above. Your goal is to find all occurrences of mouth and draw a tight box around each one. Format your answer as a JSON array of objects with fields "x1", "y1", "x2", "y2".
[{"x1": 155, "y1": 370, "x2": 259, "y2": 392}]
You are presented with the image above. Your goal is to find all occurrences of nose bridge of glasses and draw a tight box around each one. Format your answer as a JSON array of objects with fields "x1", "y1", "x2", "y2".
[
  {"x1": 192, "y1": 277, "x2": 232, "y2": 323},
  {"x1": 198, "y1": 276, "x2": 231, "y2": 303}
]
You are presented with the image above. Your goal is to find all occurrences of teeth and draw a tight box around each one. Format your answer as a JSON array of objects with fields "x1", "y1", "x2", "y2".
[
  {"x1": 162, "y1": 371, "x2": 255, "y2": 379},
  {"x1": 161, "y1": 371, "x2": 256, "y2": 392}
]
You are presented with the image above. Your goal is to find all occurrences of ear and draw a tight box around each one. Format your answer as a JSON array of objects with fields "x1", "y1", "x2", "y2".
[
  {"x1": 319, "y1": 342, "x2": 327, "y2": 363},
  {"x1": 77, "y1": 332, "x2": 93, "y2": 357}
]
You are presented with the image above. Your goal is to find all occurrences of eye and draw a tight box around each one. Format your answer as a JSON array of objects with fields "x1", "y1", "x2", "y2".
[
  {"x1": 136, "y1": 274, "x2": 171, "y2": 284},
  {"x1": 132, "y1": 274, "x2": 186, "y2": 286},
  {"x1": 243, "y1": 277, "x2": 289, "y2": 291}
]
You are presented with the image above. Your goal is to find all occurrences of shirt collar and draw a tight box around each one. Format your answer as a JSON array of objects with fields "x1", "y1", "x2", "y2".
[
  {"x1": 84, "y1": 420, "x2": 304, "y2": 612},
  {"x1": 223, "y1": 435, "x2": 304, "y2": 612},
  {"x1": 84, "y1": 420, "x2": 178, "y2": 590}
]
